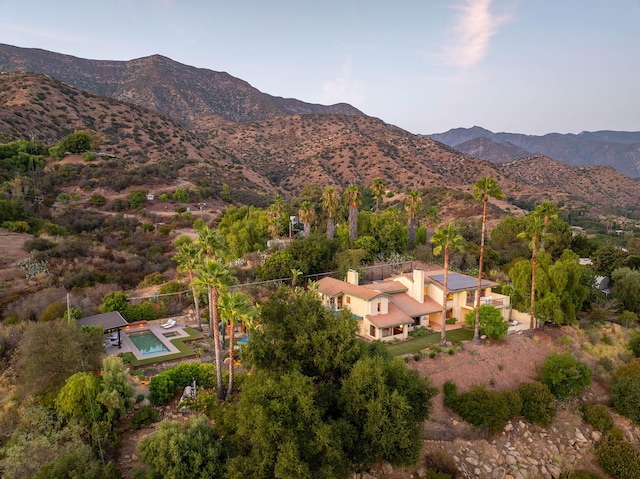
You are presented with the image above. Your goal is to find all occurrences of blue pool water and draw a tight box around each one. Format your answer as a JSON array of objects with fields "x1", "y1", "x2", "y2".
[{"x1": 127, "y1": 330, "x2": 169, "y2": 356}]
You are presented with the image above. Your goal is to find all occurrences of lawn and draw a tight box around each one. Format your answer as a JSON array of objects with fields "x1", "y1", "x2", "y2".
[{"x1": 384, "y1": 328, "x2": 474, "y2": 356}]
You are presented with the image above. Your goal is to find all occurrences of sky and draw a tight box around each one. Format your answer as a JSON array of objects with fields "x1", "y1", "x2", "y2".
[{"x1": 1, "y1": 0, "x2": 639, "y2": 136}]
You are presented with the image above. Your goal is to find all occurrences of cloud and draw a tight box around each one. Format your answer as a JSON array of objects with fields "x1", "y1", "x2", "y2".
[
  {"x1": 447, "y1": 0, "x2": 511, "y2": 69},
  {"x1": 320, "y1": 59, "x2": 366, "y2": 107}
]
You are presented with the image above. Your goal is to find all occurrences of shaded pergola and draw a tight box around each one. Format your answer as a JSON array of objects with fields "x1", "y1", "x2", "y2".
[{"x1": 77, "y1": 311, "x2": 128, "y2": 348}]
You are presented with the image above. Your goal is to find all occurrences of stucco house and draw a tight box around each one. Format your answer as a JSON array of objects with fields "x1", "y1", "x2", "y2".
[{"x1": 316, "y1": 268, "x2": 514, "y2": 342}]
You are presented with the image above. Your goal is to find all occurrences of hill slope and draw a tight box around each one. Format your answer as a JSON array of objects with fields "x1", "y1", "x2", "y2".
[{"x1": 0, "y1": 43, "x2": 363, "y2": 127}]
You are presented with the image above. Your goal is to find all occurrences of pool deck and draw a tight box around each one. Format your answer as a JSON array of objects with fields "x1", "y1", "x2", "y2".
[{"x1": 104, "y1": 320, "x2": 192, "y2": 360}]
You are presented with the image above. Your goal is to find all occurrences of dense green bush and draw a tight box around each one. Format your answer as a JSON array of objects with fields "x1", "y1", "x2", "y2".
[
  {"x1": 541, "y1": 352, "x2": 592, "y2": 400},
  {"x1": 148, "y1": 363, "x2": 216, "y2": 406},
  {"x1": 597, "y1": 438, "x2": 640, "y2": 479},
  {"x1": 560, "y1": 471, "x2": 606, "y2": 479},
  {"x1": 442, "y1": 382, "x2": 513, "y2": 435},
  {"x1": 580, "y1": 404, "x2": 614, "y2": 432},
  {"x1": 123, "y1": 302, "x2": 166, "y2": 322},
  {"x1": 610, "y1": 359, "x2": 640, "y2": 424},
  {"x1": 628, "y1": 331, "x2": 640, "y2": 358},
  {"x1": 442, "y1": 380, "x2": 458, "y2": 408},
  {"x1": 517, "y1": 382, "x2": 556, "y2": 427},
  {"x1": 502, "y1": 389, "x2": 524, "y2": 417},
  {"x1": 463, "y1": 305, "x2": 509, "y2": 340},
  {"x1": 130, "y1": 405, "x2": 159, "y2": 429}
]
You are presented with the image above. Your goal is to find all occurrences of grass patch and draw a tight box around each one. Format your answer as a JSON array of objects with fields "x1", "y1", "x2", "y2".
[
  {"x1": 385, "y1": 329, "x2": 473, "y2": 356},
  {"x1": 128, "y1": 327, "x2": 203, "y2": 366}
]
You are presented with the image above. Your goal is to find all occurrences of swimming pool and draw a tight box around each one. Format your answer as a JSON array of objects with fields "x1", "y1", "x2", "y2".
[{"x1": 126, "y1": 330, "x2": 170, "y2": 356}]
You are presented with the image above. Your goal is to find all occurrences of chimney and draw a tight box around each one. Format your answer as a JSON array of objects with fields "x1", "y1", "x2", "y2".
[
  {"x1": 347, "y1": 269, "x2": 359, "y2": 285},
  {"x1": 413, "y1": 270, "x2": 425, "y2": 303}
]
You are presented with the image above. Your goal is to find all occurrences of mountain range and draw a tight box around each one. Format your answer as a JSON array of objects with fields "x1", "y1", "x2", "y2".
[
  {"x1": 430, "y1": 126, "x2": 640, "y2": 178},
  {"x1": 1, "y1": 43, "x2": 640, "y2": 221}
]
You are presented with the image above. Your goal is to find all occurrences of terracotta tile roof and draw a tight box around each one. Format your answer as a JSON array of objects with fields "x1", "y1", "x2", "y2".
[
  {"x1": 389, "y1": 293, "x2": 442, "y2": 316},
  {"x1": 367, "y1": 303, "x2": 414, "y2": 328},
  {"x1": 361, "y1": 281, "x2": 407, "y2": 294},
  {"x1": 316, "y1": 276, "x2": 387, "y2": 300}
]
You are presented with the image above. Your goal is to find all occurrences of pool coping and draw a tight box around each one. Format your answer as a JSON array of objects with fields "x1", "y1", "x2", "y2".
[{"x1": 107, "y1": 321, "x2": 193, "y2": 360}]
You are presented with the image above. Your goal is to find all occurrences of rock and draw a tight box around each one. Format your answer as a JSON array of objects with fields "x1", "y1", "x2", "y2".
[
  {"x1": 415, "y1": 466, "x2": 426, "y2": 479},
  {"x1": 505, "y1": 455, "x2": 517, "y2": 465},
  {"x1": 382, "y1": 462, "x2": 393, "y2": 474},
  {"x1": 505, "y1": 423, "x2": 513, "y2": 432},
  {"x1": 475, "y1": 467, "x2": 481, "y2": 476},
  {"x1": 465, "y1": 456, "x2": 478, "y2": 466},
  {"x1": 492, "y1": 466, "x2": 506, "y2": 479},
  {"x1": 547, "y1": 463, "x2": 562, "y2": 478},
  {"x1": 592, "y1": 430, "x2": 602, "y2": 442},
  {"x1": 575, "y1": 428, "x2": 587, "y2": 443}
]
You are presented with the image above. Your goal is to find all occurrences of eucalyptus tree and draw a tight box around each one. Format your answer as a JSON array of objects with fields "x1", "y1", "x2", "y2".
[
  {"x1": 322, "y1": 187, "x2": 340, "y2": 239},
  {"x1": 173, "y1": 241, "x2": 203, "y2": 331},
  {"x1": 344, "y1": 185, "x2": 361, "y2": 243},
  {"x1": 472, "y1": 176, "x2": 504, "y2": 344},
  {"x1": 218, "y1": 290, "x2": 258, "y2": 399},
  {"x1": 298, "y1": 200, "x2": 315, "y2": 237},
  {"x1": 193, "y1": 259, "x2": 235, "y2": 400},
  {"x1": 371, "y1": 178, "x2": 386, "y2": 212},
  {"x1": 431, "y1": 223, "x2": 465, "y2": 347},
  {"x1": 405, "y1": 189, "x2": 423, "y2": 249}
]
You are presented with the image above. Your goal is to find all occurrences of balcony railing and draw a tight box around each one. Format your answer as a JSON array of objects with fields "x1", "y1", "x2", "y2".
[{"x1": 466, "y1": 297, "x2": 505, "y2": 308}]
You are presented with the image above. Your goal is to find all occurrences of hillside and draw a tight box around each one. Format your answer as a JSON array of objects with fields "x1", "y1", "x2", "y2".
[
  {"x1": 0, "y1": 43, "x2": 363, "y2": 127},
  {"x1": 430, "y1": 126, "x2": 640, "y2": 178}
]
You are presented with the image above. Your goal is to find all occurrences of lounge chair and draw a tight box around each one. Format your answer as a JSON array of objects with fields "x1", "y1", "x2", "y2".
[
  {"x1": 162, "y1": 319, "x2": 176, "y2": 329},
  {"x1": 159, "y1": 318, "x2": 173, "y2": 327}
]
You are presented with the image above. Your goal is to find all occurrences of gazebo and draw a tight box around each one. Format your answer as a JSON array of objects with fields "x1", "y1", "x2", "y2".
[{"x1": 77, "y1": 311, "x2": 128, "y2": 348}]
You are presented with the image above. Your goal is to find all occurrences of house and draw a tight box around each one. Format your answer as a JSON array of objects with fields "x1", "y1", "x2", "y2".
[{"x1": 316, "y1": 268, "x2": 514, "y2": 342}]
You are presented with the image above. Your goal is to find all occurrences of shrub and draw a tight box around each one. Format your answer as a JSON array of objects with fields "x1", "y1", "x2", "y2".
[
  {"x1": 628, "y1": 331, "x2": 640, "y2": 358},
  {"x1": 464, "y1": 305, "x2": 509, "y2": 340},
  {"x1": 597, "y1": 438, "x2": 640, "y2": 479},
  {"x1": 87, "y1": 193, "x2": 107, "y2": 207},
  {"x1": 442, "y1": 381, "x2": 458, "y2": 408},
  {"x1": 424, "y1": 450, "x2": 460, "y2": 478},
  {"x1": 447, "y1": 385, "x2": 511, "y2": 434},
  {"x1": 502, "y1": 390, "x2": 523, "y2": 417},
  {"x1": 148, "y1": 363, "x2": 216, "y2": 406},
  {"x1": 541, "y1": 352, "x2": 592, "y2": 400},
  {"x1": 130, "y1": 405, "x2": 159, "y2": 429},
  {"x1": 610, "y1": 359, "x2": 640, "y2": 424},
  {"x1": 517, "y1": 382, "x2": 556, "y2": 427},
  {"x1": 598, "y1": 356, "x2": 616, "y2": 373},
  {"x1": 445, "y1": 317, "x2": 457, "y2": 325},
  {"x1": 580, "y1": 404, "x2": 614, "y2": 432},
  {"x1": 559, "y1": 471, "x2": 606, "y2": 479},
  {"x1": 601, "y1": 334, "x2": 614, "y2": 346}
]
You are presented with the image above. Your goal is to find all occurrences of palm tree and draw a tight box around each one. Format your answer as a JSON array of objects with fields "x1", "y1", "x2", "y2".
[
  {"x1": 322, "y1": 187, "x2": 340, "y2": 239},
  {"x1": 219, "y1": 290, "x2": 258, "y2": 400},
  {"x1": 298, "y1": 201, "x2": 315, "y2": 237},
  {"x1": 405, "y1": 189, "x2": 423, "y2": 249},
  {"x1": 193, "y1": 259, "x2": 235, "y2": 400},
  {"x1": 266, "y1": 204, "x2": 281, "y2": 239},
  {"x1": 536, "y1": 200, "x2": 559, "y2": 251},
  {"x1": 472, "y1": 176, "x2": 504, "y2": 344},
  {"x1": 290, "y1": 268, "x2": 303, "y2": 289},
  {"x1": 196, "y1": 224, "x2": 227, "y2": 260},
  {"x1": 344, "y1": 185, "x2": 361, "y2": 243},
  {"x1": 424, "y1": 205, "x2": 440, "y2": 252},
  {"x1": 431, "y1": 223, "x2": 465, "y2": 347},
  {"x1": 371, "y1": 178, "x2": 386, "y2": 212},
  {"x1": 518, "y1": 214, "x2": 545, "y2": 330},
  {"x1": 173, "y1": 242, "x2": 204, "y2": 331}
]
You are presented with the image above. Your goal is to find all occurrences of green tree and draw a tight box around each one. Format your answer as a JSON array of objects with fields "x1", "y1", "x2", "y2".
[
  {"x1": 138, "y1": 416, "x2": 226, "y2": 479},
  {"x1": 405, "y1": 189, "x2": 422, "y2": 249},
  {"x1": 371, "y1": 177, "x2": 386, "y2": 212},
  {"x1": 321, "y1": 186, "x2": 340, "y2": 239},
  {"x1": 97, "y1": 355, "x2": 133, "y2": 424},
  {"x1": 55, "y1": 372, "x2": 103, "y2": 426},
  {"x1": 88, "y1": 193, "x2": 107, "y2": 207},
  {"x1": 431, "y1": 223, "x2": 465, "y2": 346},
  {"x1": 196, "y1": 224, "x2": 228, "y2": 261},
  {"x1": 423, "y1": 205, "x2": 440, "y2": 252},
  {"x1": 172, "y1": 186, "x2": 189, "y2": 203},
  {"x1": 472, "y1": 176, "x2": 504, "y2": 344},
  {"x1": 127, "y1": 189, "x2": 147, "y2": 209},
  {"x1": 344, "y1": 185, "x2": 361, "y2": 243},
  {"x1": 489, "y1": 216, "x2": 529, "y2": 264},
  {"x1": 464, "y1": 305, "x2": 508, "y2": 340},
  {"x1": 592, "y1": 246, "x2": 629, "y2": 277},
  {"x1": 218, "y1": 290, "x2": 258, "y2": 399},
  {"x1": 611, "y1": 267, "x2": 640, "y2": 314},
  {"x1": 518, "y1": 213, "x2": 546, "y2": 329},
  {"x1": 100, "y1": 291, "x2": 128, "y2": 314},
  {"x1": 193, "y1": 259, "x2": 235, "y2": 400},
  {"x1": 217, "y1": 205, "x2": 269, "y2": 257}
]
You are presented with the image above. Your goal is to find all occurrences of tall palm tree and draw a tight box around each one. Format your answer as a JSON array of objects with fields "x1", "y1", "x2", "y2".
[
  {"x1": 518, "y1": 214, "x2": 545, "y2": 330},
  {"x1": 371, "y1": 178, "x2": 386, "y2": 212},
  {"x1": 173, "y1": 242, "x2": 204, "y2": 331},
  {"x1": 472, "y1": 176, "x2": 504, "y2": 344},
  {"x1": 344, "y1": 185, "x2": 361, "y2": 243},
  {"x1": 536, "y1": 200, "x2": 559, "y2": 251},
  {"x1": 322, "y1": 187, "x2": 340, "y2": 239},
  {"x1": 431, "y1": 223, "x2": 465, "y2": 347},
  {"x1": 196, "y1": 224, "x2": 227, "y2": 260},
  {"x1": 219, "y1": 290, "x2": 258, "y2": 400},
  {"x1": 405, "y1": 189, "x2": 423, "y2": 249},
  {"x1": 193, "y1": 259, "x2": 235, "y2": 400},
  {"x1": 298, "y1": 200, "x2": 315, "y2": 237},
  {"x1": 266, "y1": 203, "x2": 281, "y2": 239},
  {"x1": 424, "y1": 205, "x2": 440, "y2": 251}
]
